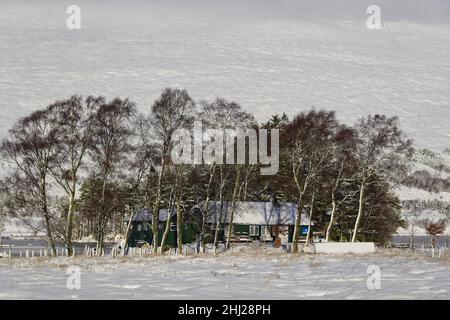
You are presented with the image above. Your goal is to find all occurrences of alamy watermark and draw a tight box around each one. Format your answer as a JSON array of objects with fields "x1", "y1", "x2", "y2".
[
  {"x1": 66, "y1": 265, "x2": 81, "y2": 290},
  {"x1": 66, "y1": 5, "x2": 81, "y2": 30},
  {"x1": 171, "y1": 121, "x2": 279, "y2": 175},
  {"x1": 366, "y1": 265, "x2": 381, "y2": 290},
  {"x1": 366, "y1": 5, "x2": 382, "y2": 30}
]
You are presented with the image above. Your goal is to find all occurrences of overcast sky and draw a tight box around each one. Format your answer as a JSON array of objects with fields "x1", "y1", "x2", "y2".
[{"x1": 61, "y1": 0, "x2": 450, "y2": 23}]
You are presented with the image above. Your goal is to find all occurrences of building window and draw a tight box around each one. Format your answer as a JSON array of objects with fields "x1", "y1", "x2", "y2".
[
  {"x1": 249, "y1": 225, "x2": 260, "y2": 236},
  {"x1": 261, "y1": 225, "x2": 270, "y2": 236},
  {"x1": 143, "y1": 223, "x2": 147, "y2": 231},
  {"x1": 137, "y1": 224, "x2": 142, "y2": 232}
]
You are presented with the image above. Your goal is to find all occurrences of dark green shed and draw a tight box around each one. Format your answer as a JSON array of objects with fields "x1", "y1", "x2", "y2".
[{"x1": 125, "y1": 208, "x2": 200, "y2": 248}]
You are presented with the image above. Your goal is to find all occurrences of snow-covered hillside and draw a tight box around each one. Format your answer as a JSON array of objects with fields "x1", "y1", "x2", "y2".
[
  {"x1": 397, "y1": 150, "x2": 450, "y2": 235},
  {"x1": 1, "y1": 218, "x2": 45, "y2": 237},
  {"x1": 0, "y1": 0, "x2": 449, "y2": 150},
  {"x1": 396, "y1": 185, "x2": 450, "y2": 203}
]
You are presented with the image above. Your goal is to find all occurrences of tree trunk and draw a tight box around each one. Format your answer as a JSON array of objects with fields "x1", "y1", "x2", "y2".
[
  {"x1": 43, "y1": 212, "x2": 56, "y2": 256},
  {"x1": 201, "y1": 165, "x2": 215, "y2": 253},
  {"x1": 304, "y1": 191, "x2": 315, "y2": 248},
  {"x1": 431, "y1": 235, "x2": 436, "y2": 248},
  {"x1": 97, "y1": 177, "x2": 108, "y2": 255},
  {"x1": 160, "y1": 209, "x2": 174, "y2": 253},
  {"x1": 123, "y1": 207, "x2": 135, "y2": 254},
  {"x1": 152, "y1": 157, "x2": 166, "y2": 254},
  {"x1": 352, "y1": 181, "x2": 365, "y2": 242},
  {"x1": 41, "y1": 177, "x2": 57, "y2": 256},
  {"x1": 213, "y1": 195, "x2": 224, "y2": 252},
  {"x1": 200, "y1": 206, "x2": 209, "y2": 253},
  {"x1": 291, "y1": 161, "x2": 308, "y2": 254},
  {"x1": 292, "y1": 194, "x2": 304, "y2": 254},
  {"x1": 213, "y1": 167, "x2": 226, "y2": 252},
  {"x1": 65, "y1": 179, "x2": 77, "y2": 256},
  {"x1": 325, "y1": 189, "x2": 337, "y2": 242},
  {"x1": 160, "y1": 174, "x2": 178, "y2": 253},
  {"x1": 226, "y1": 169, "x2": 241, "y2": 249},
  {"x1": 409, "y1": 224, "x2": 414, "y2": 249},
  {"x1": 176, "y1": 192, "x2": 183, "y2": 254}
]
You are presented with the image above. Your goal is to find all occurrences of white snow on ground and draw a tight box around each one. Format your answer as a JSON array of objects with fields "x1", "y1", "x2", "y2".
[
  {"x1": 1, "y1": 247, "x2": 450, "y2": 299},
  {"x1": 0, "y1": 0, "x2": 449, "y2": 151}
]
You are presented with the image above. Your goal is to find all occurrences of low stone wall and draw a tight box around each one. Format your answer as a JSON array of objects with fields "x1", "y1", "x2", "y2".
[{"x1": 314, "y1": 242, "x2": 376, "y2": 254}]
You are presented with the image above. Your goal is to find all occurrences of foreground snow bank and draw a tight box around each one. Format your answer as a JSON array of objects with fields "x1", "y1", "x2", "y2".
[{"x1": 1, "y1": 246, "x2": 450, "y2": 299}]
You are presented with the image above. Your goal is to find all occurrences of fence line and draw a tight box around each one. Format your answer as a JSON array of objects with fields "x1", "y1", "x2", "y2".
[
  {"x1": 421, "y1": 244, "x2": 447, "y2": 259},
  {"x1": 1, "y1": 243, "x2": 228, "y2": 259}
]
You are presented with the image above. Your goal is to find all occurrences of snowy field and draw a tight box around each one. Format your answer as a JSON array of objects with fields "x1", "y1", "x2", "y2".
[
  {"x1": 1, "y1": 247, "x2": 450, "y2": 300},
  {"x1": 0, "y1": 0, "x2": 449, "y2": 151}
]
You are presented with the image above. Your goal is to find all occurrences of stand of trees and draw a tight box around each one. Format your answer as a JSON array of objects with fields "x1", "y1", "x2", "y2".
[{"x1": 0, "y1": 88, "x2": 414, "y2": 255}]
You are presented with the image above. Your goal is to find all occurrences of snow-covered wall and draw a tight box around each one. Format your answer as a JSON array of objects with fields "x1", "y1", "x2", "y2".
[{"x1": 315, "y1": 242, "x2": 376, "y2": 254}]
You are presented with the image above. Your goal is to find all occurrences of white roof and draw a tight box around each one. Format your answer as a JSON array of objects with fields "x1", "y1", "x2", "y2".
[{"x1": 207, "y1": 201, "x2": 311, "y2": 225}]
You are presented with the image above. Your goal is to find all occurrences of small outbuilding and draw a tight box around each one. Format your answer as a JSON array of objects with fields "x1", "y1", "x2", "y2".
[{"x1": 124, "y1": 208, "x2": 199, "y2": 248}]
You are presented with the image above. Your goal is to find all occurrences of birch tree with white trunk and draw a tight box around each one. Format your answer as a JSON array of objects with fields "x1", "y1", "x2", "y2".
[
  {"x1": 150, "y1": 88, "x2": 195, "y2": 254},
  {"x1": 351, "y1": 115, "x2": 413, "y2": 242},
  {"x1": 47, "y1": 95, "x2": 101, "y2": 256},
  {"x1": 281, "y1": 110, "x2": 339, "y2": 254},
  {"x1": 89, "y1": 97, "x2": 136, "y2": 253},
  {"x1": 324, "y1": 126, "x2": 358, "y2": 242},
  {"x1": 0, "y1": 108, "x2": 62, "y2": 255},
  {"x1": 198, "y1": 98, "x2": 255, "y2": 251}
]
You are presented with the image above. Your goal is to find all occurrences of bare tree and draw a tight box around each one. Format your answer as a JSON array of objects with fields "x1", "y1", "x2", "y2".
[
  {"x1": 351, "y1": 115, "x2": 413, "y2": 242},
  {"x1": 89, "y1": 97, "x2": 136, "y2": 253},
  {"x1": 123, "y1": 114, "x2": 159, "y2": 251},
  {"x1": 174, "y1": 165, "x2": 191, "y2": 254},
  {"x1": 281, "y1": 110, "x2": 338, "y2": 253},
  {"x1": 0, "y1": 109, "x2": 60, "y2": 254},
  {"x1": 198, "y1": 98, "x2": 255, "y2": 251},
  {"x1": 226, "y1": 167, "x2": 244, "y2": 249},
  {"x1": 0, "y1": 191, "x2": 6, "y2": 245},
  {"x1": 422, "y1": 219, "x2": 447, "y2": 247},
  {"x1": 160, "y1": 167, "x2": 179, "y2": 252},
  {"x1": 150, "y1": 88, "x2": 195, "y2": 254},
  {"x1": 47, "y1": 95, "x2": 101, "y2": 255},
  {"x1": 325, "y1": 126, "x2": 358, "y2": 242}
]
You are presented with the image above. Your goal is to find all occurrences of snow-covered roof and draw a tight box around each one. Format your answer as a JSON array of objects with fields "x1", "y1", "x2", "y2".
[
  {"x1": 206, "y1": 201, "x2": 311, "y2": 225},
  {"x1": 126, "y1": 208, "x2": 176, "y2": 222}
]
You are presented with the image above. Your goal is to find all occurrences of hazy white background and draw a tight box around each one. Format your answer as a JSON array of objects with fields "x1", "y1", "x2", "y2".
[{"x1": 0, "y1": 0, "x2": 449, "y2": 149}]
